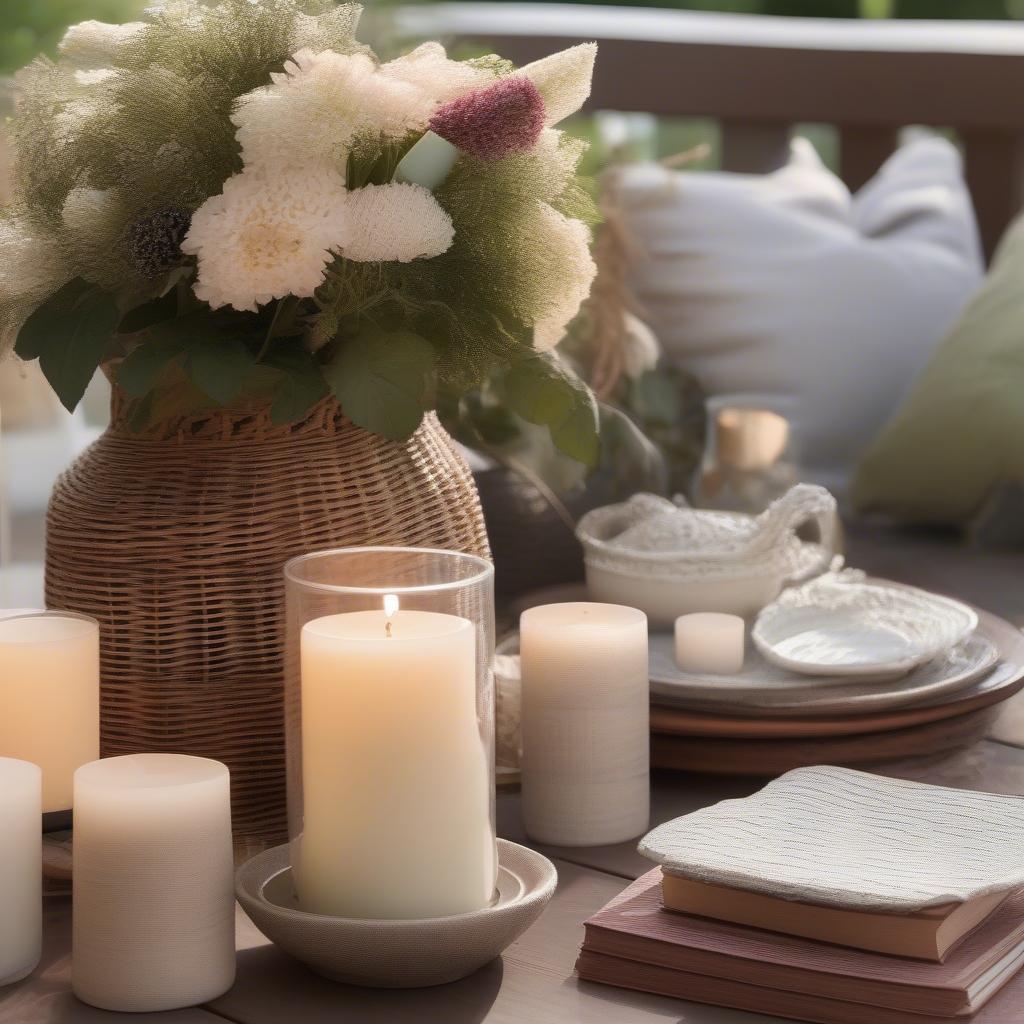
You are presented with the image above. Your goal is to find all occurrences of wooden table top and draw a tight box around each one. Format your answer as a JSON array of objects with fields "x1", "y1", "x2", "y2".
[{"x1": 3, "y1": 526, "x2": 1023, "y2": 1024}]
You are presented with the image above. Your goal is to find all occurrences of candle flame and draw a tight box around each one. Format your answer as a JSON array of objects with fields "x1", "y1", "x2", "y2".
[{"x1": 383, "y1": 594, "x2": 399, "y2": 618}]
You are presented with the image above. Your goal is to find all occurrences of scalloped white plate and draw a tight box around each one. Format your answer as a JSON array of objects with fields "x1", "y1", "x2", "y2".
[
  {"x1": 752, "y1": 571, "x2": 978, "y2": 679},
  {"x1": 649, "y1": 629, "x2": 998, "y2": 715}
]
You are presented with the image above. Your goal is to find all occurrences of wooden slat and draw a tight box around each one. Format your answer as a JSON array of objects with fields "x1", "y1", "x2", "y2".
[
  {"x1": 720, "y1": 120, "x2": 791, "y2": 174},
  {"x1": 962, "y1": 129, "x2": 1024, "y2": 260},
  {"x1": 839, "y1": 124, "x2": 899, "y2": 192},
  {"x1": 405, "y1": 6, "x2": 1024, "y2": 130},
  {"x1": 401, "y1": 4, "x2": 1024, "y2": 249}
]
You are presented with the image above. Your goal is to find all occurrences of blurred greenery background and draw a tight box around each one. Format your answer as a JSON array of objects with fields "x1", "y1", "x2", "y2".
[{"x1": 3, "y1": 0, "x2": 1024, "y2": 75}]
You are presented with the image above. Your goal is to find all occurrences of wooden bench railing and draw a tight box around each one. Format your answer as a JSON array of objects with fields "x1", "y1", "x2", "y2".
[{"x1": 396, "y1": 3, "x2": 1024, "y2": 259}]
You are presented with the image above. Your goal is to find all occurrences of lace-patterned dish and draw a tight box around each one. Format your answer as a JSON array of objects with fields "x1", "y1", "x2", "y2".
[
  {"x1": 577, "y1": 485, "x2": 837, "y2": 624},
  {"x1": 650, "y1": 629, "x2": 998, "y2": 716},
  {"x1": 638, "y1": 766, "x2": 1024, "y2": 911},
  {"x1": 752, "y1": 571, "x2": 978, "y2": 679},
  {"x1": 577, "y1": 484, "x2": 836, "y2": 583}
]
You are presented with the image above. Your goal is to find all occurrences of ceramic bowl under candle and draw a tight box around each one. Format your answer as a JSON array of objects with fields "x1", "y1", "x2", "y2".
[{"x1": 235, "y1": 839, "x2": 556, "y2": 988}]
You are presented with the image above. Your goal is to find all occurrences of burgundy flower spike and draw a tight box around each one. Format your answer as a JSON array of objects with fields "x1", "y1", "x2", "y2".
[{"x1": 430, "y1": 77, "x2": 546, "y2": 161}]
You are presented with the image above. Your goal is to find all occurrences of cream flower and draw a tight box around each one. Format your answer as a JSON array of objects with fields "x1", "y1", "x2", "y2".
[
  {"x1": 529, "y1": 204, "x2": 596, "y2": 351},
  {"x1": 621, "y1": 312, "x2": 661, "y2": 378},
  {"x1": 58, "y1": 20, "x2": 147, "y2": 65},
  {"x1": 341, "y1": 183, "x2": 454, "y2": 263},
  {"x1": 181, "y1": 168, "x2": 349, "y2": 311},
  {"x1": 379, "y1": 43, "x2": 494, "y2": 115},
  {"x1": 518, "y1": 43, "x2": 597, "y2": 127},
  {"x1": 233, "y1": 49, "x2": 425, "y2": 171}
]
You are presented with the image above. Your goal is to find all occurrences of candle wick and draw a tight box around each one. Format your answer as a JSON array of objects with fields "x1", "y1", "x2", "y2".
[{"x1": 386, "y1": 620, "x2": 393, "y2": 639}]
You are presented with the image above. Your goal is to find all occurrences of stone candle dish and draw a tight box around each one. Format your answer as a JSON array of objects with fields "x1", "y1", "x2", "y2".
[{"x1": 235, "y1": 839, "x2": 557, "y2": 988}]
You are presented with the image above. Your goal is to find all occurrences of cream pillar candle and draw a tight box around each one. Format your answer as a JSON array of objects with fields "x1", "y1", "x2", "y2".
[
  {"x1": 0, "y1": 611, "x2": 99, "y2": 813},
  {"x1": 675, "y1": 612, "x2": 745, "y2": 674},
  {"x1": 0, "y1": 758, "x2": 41, "y2": 987},
  {"x1": 72, "y1": 754, "x2": 235, "y2": 1012},
  {"x1": 297, "y1": 602, "x2": 494, "y2": 919},
  {"x1": 520, "y1": 602, "x2": 649, "y2": 847}
]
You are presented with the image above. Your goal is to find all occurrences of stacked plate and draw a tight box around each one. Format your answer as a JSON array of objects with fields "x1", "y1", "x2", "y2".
[{"x1": 651, "y1": 571, "x2": 1024, "y2": 774}]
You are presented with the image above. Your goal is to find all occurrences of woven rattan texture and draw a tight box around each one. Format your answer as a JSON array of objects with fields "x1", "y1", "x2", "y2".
[{"x1": 45, "y1": 392, "x2": 491, "y2": 842}]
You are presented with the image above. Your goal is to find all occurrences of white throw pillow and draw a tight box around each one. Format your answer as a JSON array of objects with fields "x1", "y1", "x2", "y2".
[{"x1": 617, "y1": 137, "x2": 984, "y2": 495}]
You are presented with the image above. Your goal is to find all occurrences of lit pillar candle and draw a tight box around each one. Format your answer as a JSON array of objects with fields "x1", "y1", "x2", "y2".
[
  {"x1": 520, "y1": 602, "x2": 649, "y2": 846},
  {"x1": 675, "y1": 613, "x2": 745, "y2": 674},
  {"x1": 0, "y1": 758, "x2": 41, "y2": 987},
  {"x1": 72, "y1": 754, "x2": 235, "y2": 1012},
  {"x1": 297, "y1": 596, "x2": 495, "y2": 919},
  {"x1": 0, "y1": 611, "x2": 99, "y2": 813}
]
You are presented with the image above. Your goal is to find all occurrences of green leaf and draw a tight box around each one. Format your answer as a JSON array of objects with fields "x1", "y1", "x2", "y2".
[
  {"x1": 15, "y1": 278, "x2": 119, "y2": 412},
  {"x1": 325, "y1": 328, "x2": 437, "y2": 441},
  {"x1": 503, "y1": 353, "x2": 600, "y2": 466},
  {"x1": 117, "y1": 337, "x2": 187, "y2": 398},
  {"x1": 117, "y1": 290, "x2": 179, "y2": 334},
  {"x1": 185, "y1": 334, "x2": 256, "y2": 406},
  {"x1": 263, "y1": 348, "x2": 330, "y2": 425},
  {"x1": 551, "y1": 400, "x2": 600, "y2": 467}
]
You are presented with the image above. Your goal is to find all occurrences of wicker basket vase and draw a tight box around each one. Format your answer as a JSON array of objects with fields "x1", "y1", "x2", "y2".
[{"x1": 45, "y1": 389, "x2": 491, "y2": 843}]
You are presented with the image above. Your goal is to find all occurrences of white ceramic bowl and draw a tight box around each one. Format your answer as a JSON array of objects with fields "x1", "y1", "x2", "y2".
[
  {"x1": 576, "y1": 490, "x2": 835, "y2": 629},
  {"x1": 584, "y1": 561, "x2": 789, "y2": 626}
]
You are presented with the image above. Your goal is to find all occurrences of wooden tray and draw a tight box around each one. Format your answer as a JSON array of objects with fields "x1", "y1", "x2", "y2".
[
  {"x1": 651, "y1": 705, "x2": 1000, "y2": 776},
  {"x1": 651, "y1": 659, "x2": 1024, "y2": 739}
]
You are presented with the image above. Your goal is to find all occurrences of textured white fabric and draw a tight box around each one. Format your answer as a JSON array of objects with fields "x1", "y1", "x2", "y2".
[
  {"x1": 617, "y1": 137, "x2": 983, "y2": 494},
  {"x1": 639, "y1": 765, "x2": 1024, "y2": 910}
]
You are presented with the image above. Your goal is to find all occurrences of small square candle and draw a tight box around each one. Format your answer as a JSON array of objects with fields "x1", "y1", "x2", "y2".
[{"x1": 675, "y1": 613, "x2": 745, "y2": 674}]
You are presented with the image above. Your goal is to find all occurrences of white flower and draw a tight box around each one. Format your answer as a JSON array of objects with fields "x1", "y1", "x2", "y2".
[
  {"x1": 58, "y1": 20, "x2": 147, "y2": 65},
  {"x1": 379, "y1": 43, "x2": 494, "y2": 113},
  {"x1": 233, "y1": 50, "x2": 425, "y2": 172},
  {"x1": 518, "y1": 43, "x2": 596, "y2": 127},
  {"x1": 341, "y1": 183, "x2": 454, "y2": 263},
  {"x1": 0, "y1": 216, "x2": 70, "y2": 354},
  {"x1": 530, "y1": 205, "x2": 596, "y2": 351},
  {"x1": 621, "y1": 312, "x2": 661, "y2": 378},
  {"x1": 181, "y1": 168, "x2": 349, "y2": 312}
]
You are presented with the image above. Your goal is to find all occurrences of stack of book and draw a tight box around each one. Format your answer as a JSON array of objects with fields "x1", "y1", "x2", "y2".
[{"x1": 576, "y1": 767, "x2": 1024, "y2": 1023}]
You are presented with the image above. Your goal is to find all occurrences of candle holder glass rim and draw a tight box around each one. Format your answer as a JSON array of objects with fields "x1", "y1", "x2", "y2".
[
  {"x1": 283, "y1": 546, "x2": 494, "y2": 597},
  {"x1": 0, "y1": 609, "x2": 99, "y2": 645}
]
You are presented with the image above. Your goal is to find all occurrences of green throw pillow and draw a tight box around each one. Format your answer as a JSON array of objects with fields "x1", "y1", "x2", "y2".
[{"x1": 852, "y1": 216, "x2": 1024, "y2": 526}]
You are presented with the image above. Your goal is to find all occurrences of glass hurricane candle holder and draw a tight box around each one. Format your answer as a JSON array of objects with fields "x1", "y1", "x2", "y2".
[{"x1": 284, "y1": 547, "x2": 496, "y2": 920}]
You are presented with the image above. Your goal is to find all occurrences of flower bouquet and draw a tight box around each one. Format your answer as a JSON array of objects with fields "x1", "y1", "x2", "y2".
[
  {"x1": 1, "y1": 0, "x2": 601, "y2": 840},
  {"x1": 4, "y1": 0, "x2": 599, "y2": 462}
]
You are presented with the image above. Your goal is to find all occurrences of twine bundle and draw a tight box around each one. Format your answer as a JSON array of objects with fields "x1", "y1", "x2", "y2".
[{"x1": 45, "y1": 387, "x2": 490, "y2": 842}]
